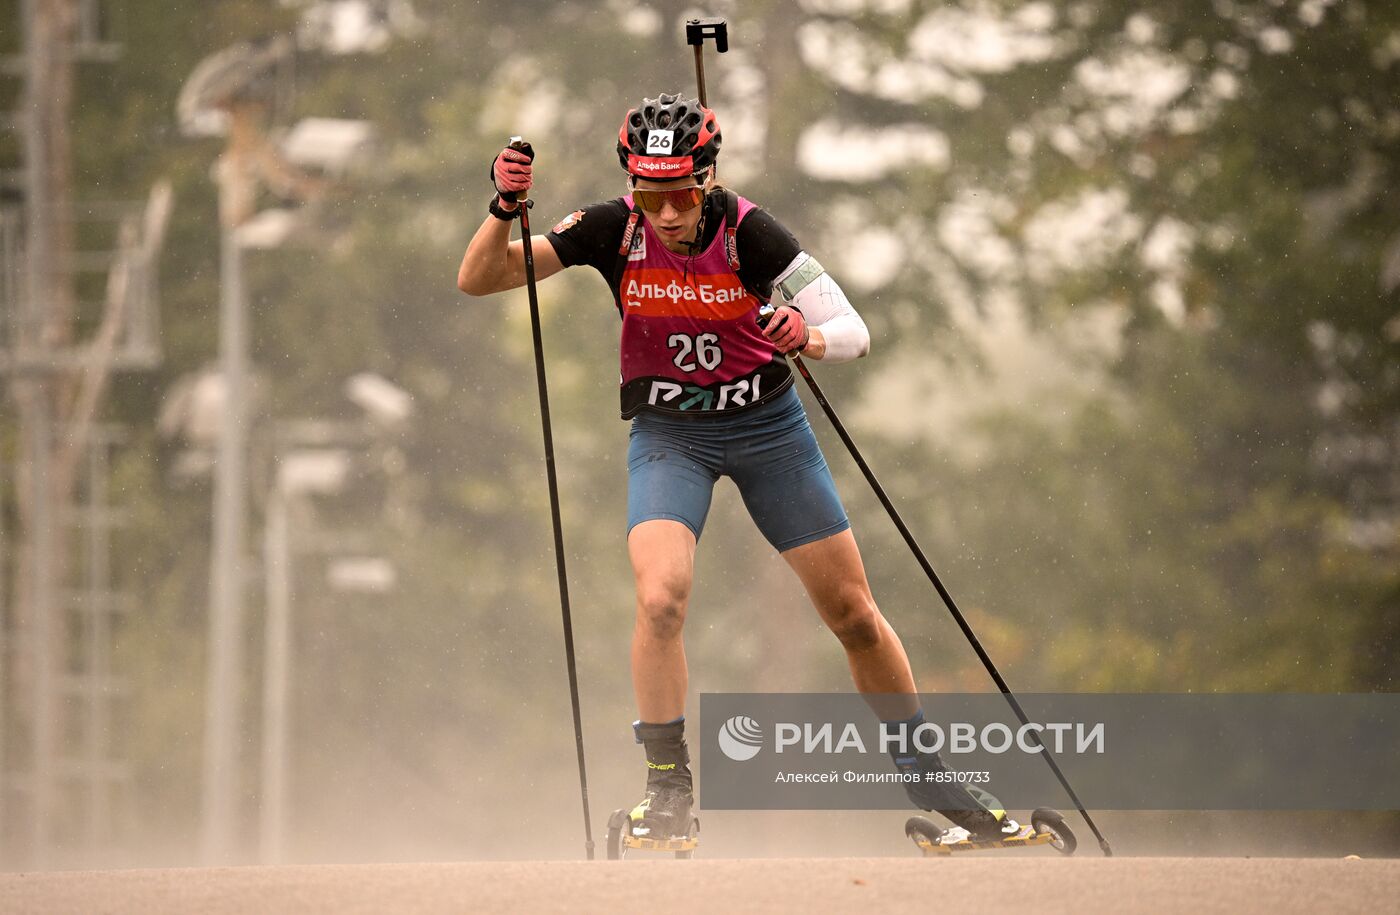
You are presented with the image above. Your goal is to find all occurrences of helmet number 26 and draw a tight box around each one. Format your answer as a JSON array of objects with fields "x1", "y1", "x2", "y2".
[{"x1": 668, "y1": 333, "x2": 723, "y2": 372}]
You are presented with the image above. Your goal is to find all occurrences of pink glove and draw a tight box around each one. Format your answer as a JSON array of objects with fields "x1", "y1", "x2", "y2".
[
  {"x1": 491, "y1": 146, "x2": 533, "y2": 199},
  {"x1": 763, "y1": 305, "x2": 809, "y2": 354}
]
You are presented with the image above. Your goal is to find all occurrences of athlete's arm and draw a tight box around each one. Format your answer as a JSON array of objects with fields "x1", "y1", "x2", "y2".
[
  {"x1": 734, "y1": 208, "x2": 870, "y2": 362},
  {"x1": 457, "y1": 216, "x2": 564, "y2": 296},
  {"x1": 773, "y1": 252, "x2": 870, "y2": 363},
  {"x1": 457, "y1": 145, "x2": 566, "y2": 296}
]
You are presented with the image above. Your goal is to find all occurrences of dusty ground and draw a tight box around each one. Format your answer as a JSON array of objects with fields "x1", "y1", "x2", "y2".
[{"x1": 1, "y1": 856, "x2": 1396, "y2": 914}]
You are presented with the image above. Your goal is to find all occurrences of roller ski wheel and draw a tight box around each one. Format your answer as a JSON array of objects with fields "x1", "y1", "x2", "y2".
[
  {"x1": 1031, "y1": 806, "x2": 1077, "y2": 855},
  {"x1": 605, "y1": 807, "x2": 700, "y2": 860},
  {"x1": 905, "y1": 808, "x2": 1077, "y2": 857}
]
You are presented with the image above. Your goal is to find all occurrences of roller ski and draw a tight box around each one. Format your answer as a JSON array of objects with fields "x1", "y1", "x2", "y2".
[
  {"x1": 905, "y1": 807, "x2": 1077, "y2": 856},
  {"x1": 606, "y1": 720, "x2": 701, "y2": 860},
  {"x1": 893, "y1": 742, "x2": 1077, "y2": 857}
]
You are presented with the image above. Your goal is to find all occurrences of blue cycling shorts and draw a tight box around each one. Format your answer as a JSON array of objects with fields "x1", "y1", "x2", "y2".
[{"x1": 626, "y1": 385, "x2": 850, "y2": 552}]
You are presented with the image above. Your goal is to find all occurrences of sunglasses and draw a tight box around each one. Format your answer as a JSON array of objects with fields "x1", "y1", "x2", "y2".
[{"x1": 632, "y1": 184, "x2": 706, "y2": 213}]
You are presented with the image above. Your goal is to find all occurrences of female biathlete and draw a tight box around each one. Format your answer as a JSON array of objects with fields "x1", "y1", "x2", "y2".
[{"x1": 458, "y1": 93, "x2": 1018, "y2": 845}]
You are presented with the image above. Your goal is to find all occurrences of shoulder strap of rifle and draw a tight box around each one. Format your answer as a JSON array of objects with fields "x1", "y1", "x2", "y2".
[
  {"x1": 723, "y1": 189, "x2": 740, "y2": 272},
  {"x1": 611, "y1": 202, "x2": 642, "y2": 315}
]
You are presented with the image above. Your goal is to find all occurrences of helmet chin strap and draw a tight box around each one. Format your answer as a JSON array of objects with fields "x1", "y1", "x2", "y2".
[
  {"x1": 682, "y1": 199, "x2": 708, "y2": 256},
  {"x1": 681, "y1": 170, "x2": 714, "y2": 255}
]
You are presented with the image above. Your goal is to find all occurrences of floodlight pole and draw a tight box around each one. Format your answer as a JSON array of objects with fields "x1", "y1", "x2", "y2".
[
  {"x1": 259, "y1": 483, "x2": 291, "y2": 863},
  {"x1": 201, "y1": 103, "x2": 256, "y2": 863},
  {"x1": 192, "y1": 84, "x2": 353, "y2": 861}
]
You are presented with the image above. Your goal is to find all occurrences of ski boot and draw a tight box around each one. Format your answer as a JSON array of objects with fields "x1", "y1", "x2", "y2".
[
  {"x1": 893, "y1": 744, "x2": 1077, "y2": 856},
  {"x1": 605, "y1": 720, "x2": 701, "y2": 860}
]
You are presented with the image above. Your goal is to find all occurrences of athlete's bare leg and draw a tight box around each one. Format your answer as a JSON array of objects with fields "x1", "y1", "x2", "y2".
[
  {"x1": 628, "y1": 519, "x2": 697, "y2": 723},
  {"x1": 782, "y1": 528, "x2": 921, "y2": 721}
]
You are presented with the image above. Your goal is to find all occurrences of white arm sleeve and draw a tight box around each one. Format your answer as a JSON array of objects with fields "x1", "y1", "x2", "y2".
[{"x1": 772, "y1": 252, "x2": 870, "y2": 362}]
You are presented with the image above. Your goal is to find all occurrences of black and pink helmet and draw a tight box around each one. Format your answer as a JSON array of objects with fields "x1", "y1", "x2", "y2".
[{"x1": 617, "y1": 93, "x2": 721, "y2": 179}]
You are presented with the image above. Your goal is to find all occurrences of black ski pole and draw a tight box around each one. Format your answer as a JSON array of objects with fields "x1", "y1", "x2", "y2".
[
  {"x1": 787, "y1": 353, "x2": 1114, "y2": 857},
  {"x1": 500, "y1": 137, "x2": 596, "y2": 861}
]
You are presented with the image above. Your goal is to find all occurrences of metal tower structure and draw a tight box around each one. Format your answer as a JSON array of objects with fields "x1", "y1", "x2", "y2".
[{"x1": 0, "y1": 0, "x2": 169, "y2": 867}]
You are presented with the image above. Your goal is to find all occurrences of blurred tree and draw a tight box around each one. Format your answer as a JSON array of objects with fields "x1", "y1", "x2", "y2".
[{"x1": 770, "y1": 0, "x2": 1398, "y2": 695}]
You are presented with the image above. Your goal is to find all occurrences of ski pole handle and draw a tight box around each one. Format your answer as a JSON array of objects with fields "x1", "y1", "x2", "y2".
[
  {"x1": 497, "y1": 136, "x2": 535, "y2": 206},
  {"x1": 512, "y1": 138, "x2": 537, "y2": 259}
]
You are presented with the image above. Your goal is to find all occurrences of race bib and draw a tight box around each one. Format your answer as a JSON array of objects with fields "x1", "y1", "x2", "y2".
[{"x1": 645, "y1": 130, "x2": 674, "y2": 154}]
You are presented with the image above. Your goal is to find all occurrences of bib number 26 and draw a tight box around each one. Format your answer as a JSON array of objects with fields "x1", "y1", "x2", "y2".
[{"x1": 668, "y1": 333, "x2": 723, "y2": 372}]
